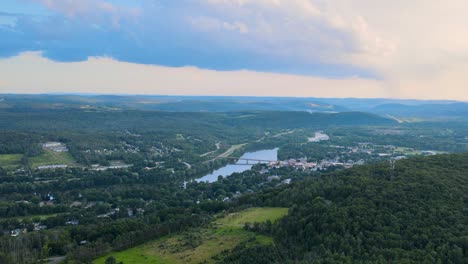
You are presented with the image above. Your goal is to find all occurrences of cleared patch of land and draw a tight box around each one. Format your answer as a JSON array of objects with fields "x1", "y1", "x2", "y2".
[
  {"x1": 216, "y1": 207, "x2": 288, "y2": 228},
  {"x1": 94, "y1": 207, "x2": 288, "y2": 264},
  {"x1": 394, "y1": 147, "x2": 420, "y2": 156},
  {"x1": 4, "y1": 213, "x2": 60, "y2": 222},
  {"x1": 0, "y1": 154, "x2": 22, "y2": 168},
  {"x1": 386, "y1": 115, "x2": 426, "y2": 123},
  {"x1": 272, "y1": 130, "x2": 295, "y2": 138},
  {"x1": 29, "y1": 150, "x2": 77, "y2": 168},
  {"x1": 204, "y1": 143, "x2": 247, "y2": 163},
  {"x1": 219, "y1": 144, "x2": 247, "y2": 158}
]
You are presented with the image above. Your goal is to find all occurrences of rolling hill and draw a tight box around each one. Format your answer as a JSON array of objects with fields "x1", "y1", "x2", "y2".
[{"x1": 228, "y1": 154, "x2": 468, "y2": 263}]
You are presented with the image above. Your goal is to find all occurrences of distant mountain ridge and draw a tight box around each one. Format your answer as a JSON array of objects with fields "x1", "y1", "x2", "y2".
[
  {"x1": 0, "y1": 109, "x2": 396, "y2": 132},
  {"x1": 0, "y1": 94, "x2": 466, "y2": 121},
  {"x1": 0, "y1": 94, "x2": 347, "y2": 112},
  {"x1": 371, "y1": 102, "x2": 468, "y2": 120}
]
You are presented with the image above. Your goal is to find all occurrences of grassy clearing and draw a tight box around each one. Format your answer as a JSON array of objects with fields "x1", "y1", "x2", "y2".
[
  {"x1": 216, "y1": 207, "x2": 288, "y2": 228},
  {"x1": 0, "y1": 154, "x2": 22, "y2": 168},
  {"x1": 386, "y1": 115, "x2": 426, "y2": 123},
  {"x1": 94, "y1": 207, "x2": 288, "y2": 264},
  {"x1": 3, "y1": 213, "x2": 60, "y2": 222},
  {"x1": 394, "y1": 147, "x2": 421, "y2": 156},
  {"x1": 29, "y1": 150, "x2": 77, "y2": 168}
]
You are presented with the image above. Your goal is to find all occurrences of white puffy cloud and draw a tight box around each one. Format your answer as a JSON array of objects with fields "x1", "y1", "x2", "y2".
[
  {"x1": 190, "y1": 0, "x2": 468, "y2": 99},
  {"x1": 192, "y1": 0, "x2": 392, "y2": 68},
  {"x1": 330, "y1": 0, "x2": 468, "y2": 99}
]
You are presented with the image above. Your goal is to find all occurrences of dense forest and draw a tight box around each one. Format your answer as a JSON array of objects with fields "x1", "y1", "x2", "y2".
[{"x1": 225, "y1": 154, "x2": 468, "y2": 263}]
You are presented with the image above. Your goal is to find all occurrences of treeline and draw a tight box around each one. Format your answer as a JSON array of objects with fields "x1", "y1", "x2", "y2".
[
  {"x1": 0, "y1": 132, "x2": 42, "y2": 156},
  {"x1": 327, "y1": 126, "x2": 468, "y2": 153}
]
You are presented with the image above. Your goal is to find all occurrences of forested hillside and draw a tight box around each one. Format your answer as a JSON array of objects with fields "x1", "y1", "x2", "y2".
[
  {"x1": 0, "y1": 109, "x2": 395, "y2": 132},
  {"x1": 228, "y1": 154, "x2": 468, "y2": 263}
]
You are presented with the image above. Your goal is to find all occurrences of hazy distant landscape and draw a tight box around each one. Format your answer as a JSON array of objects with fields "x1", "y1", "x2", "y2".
[{"x1": 1, "y1": 94, "x2": 467, "y2": 120}]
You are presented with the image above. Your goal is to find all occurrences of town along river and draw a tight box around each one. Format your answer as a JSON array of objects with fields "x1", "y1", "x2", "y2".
[{"x1": 196, "y1": 148, "x2": 278, "y2": 183}]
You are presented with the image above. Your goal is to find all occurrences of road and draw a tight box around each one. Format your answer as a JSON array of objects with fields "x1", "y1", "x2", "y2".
[
  {"x1": 45, "y1": 256, "x2": 66, "y2": 264},
  {"x1": 204, "y1": 143, "x2": 247, "y2": 163},
  {"x1": 272, "y1": 130, "x2": 295, "y2": 138},
  {"x1": 200, "y1": 142, "x2": 221, "y2": 157}
]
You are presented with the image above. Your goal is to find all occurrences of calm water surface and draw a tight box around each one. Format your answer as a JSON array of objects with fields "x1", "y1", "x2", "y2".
[{"x1": 196, "y1": 148, "x2": 278, "y2": 183}]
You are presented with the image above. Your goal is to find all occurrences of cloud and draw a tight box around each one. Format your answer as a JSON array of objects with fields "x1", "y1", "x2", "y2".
[
  {"x1": 0, "y1": 52, "x2": 385, "y2": 98},
  {"x1": 189, "y1": 16, "x2": 249, "y2": 34},
  {"x1": 191, "y1": 0, "x2": 468, "y2": 99},
  {"x1": 21, "y1": 0, "x2": 141, "y2": 27},
  {"x1": 2, "y1": 1, "x2": 468, "y2": 100},
  {"x1": 2, "y1": 51, "x2": 467, "y2": 101},
  {"x1": 1, "y1": 0, "x2": 373, "y2": 77}
]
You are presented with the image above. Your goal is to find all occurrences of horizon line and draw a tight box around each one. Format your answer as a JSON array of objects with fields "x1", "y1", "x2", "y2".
[{"x1": 0, "y1": 93, "x2": 464, "y2": 103}]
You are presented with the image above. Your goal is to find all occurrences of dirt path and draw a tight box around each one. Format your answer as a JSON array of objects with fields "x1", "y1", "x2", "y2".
[
  {"x1": 183, "y1": 162, "x2": 192, "y2": 169},
  {"x1": 272, "y1": 130, "x2": 295, "y2": 138}
]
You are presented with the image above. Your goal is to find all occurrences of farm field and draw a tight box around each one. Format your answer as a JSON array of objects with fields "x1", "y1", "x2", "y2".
[{"x1": 94, "y1": 207, "x2": 288, "y2": 264}]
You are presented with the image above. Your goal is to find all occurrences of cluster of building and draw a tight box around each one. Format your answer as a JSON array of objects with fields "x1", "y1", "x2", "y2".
[
  {"x1": 90, "y1": 162, "x2": 132, "y2": 171},
  {"x1": 97, "y1": 207, "x2": 145, "y2": 218},
  {"x1": 267, "y1": 158, "x2": 363, "y2": 171},
  {"x1": 38, "y1": 164, "x2": 68, "y2": 170},
  {"x1": 42, "y1": 142, "x2": 68, "y2": 152},
  {"x1": 84, "y1": 142, "x2": 139, "y2": 155},
  {"x1": 261, "y1": 141, "x2": 443, "y2": 174},
  {"x1": 266, "y1": 175, "x2": 292, "y2": 184},
  {"x1": 8, "y1": 222, "x2": 48, "y2": 237}
]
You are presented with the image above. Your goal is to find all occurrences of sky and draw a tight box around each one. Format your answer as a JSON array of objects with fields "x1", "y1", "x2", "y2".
[{"x1": 0, "y1": 0, "x2": 467, "y2": 100}]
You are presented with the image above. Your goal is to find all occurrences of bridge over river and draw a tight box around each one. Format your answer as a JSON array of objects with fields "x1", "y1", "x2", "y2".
[
  {"x1": 205, "y1": 156, "x2": 277, "y2": 165},
  {"x1": 197, "y1": 148, "x2": 279, "y2": 182}
]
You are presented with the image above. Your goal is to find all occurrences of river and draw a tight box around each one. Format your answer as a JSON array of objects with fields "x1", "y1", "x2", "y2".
[{"x1": 195, "y1": 148, "x2": 278, "y2": 183}]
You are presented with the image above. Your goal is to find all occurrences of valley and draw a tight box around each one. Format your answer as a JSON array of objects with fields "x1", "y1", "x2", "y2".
[{"x1": 0, "y1": 95, "x2": 466, "y2": 264}]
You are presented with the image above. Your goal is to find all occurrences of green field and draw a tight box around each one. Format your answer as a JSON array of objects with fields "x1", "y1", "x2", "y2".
[
  {"x1": 0, "y1": 154, "x2": 23, "y2": 168},
  {"x1": 4, "y1": 213, "x2": 60, "y2": 222},
  {"x1": 216, "y1": 207, "x2": 288, "y2": 228},
  {"x1": 94, "y1": 207, "x2": 288, "y2": 264},
  {"x1": 29, "y1": 150, "x2": 78, "y2": 168}
]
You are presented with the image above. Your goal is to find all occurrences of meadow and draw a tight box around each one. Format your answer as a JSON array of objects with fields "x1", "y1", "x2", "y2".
[
  {"x1": 0, "y1": 154, "x2": 22, "y2": 169},
  {"x1": 94, "y1": 207, "x2": 288, "y2": 264},
  {"x1": 29, "y1": 150, "x2": 78, "y2": 168}
]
